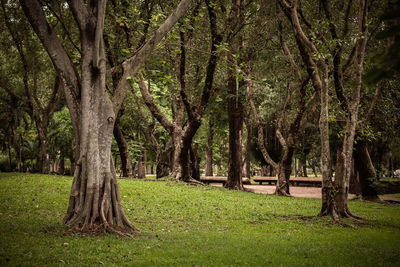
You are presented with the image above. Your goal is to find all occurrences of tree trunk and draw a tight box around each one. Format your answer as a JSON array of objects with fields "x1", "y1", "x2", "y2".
[
  {"x1": 58, "y1": 157, "x2": 65, "y2": 175},
  {"x1": 205, "y1": 120, "x2": 214, "y2": 176},
  {"x1": 171, "y1": 130, "x2": 183, "y2": 178},
  {"x1": 354, "y1": 141, "x2": 378, "y2": 201},
  {"x1": 225, "y1": 76, "x2": 244, "y2": 190},
  {"x1": 62, "y1": 41, "x2": 135, "y2": 232},
  {"x1": 189, "y1": 143, "x2": 200, "y2": 181},
  {"x1": 7, "y1": 141, "x2": 12, "y2": 171},
  {"x1": 244, "y1": 117, "x2": 252, "y2": 178},
  {"x1": 113, "y1": 117, "x2": 133, "y2": 177},
  {"x1": 156, "y1": 143, "x2": 173, "y2": 178},
  {"x1": 137, "y1": 149, "x2": 147, "y2": 179},
  {"x1": 302, "y1": 158, "x2": 308, "y2": 177},
  {"x1": 275, "y1": 148, "x2": 294, "y2": 196},
  {"x1": 36, "y1": 125, "x2": 47, "y2": 173}
]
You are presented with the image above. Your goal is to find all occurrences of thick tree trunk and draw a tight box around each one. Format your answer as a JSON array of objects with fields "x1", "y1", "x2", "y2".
[
  {"x1": 354, "y1": 141, "x2": 378, "y2": 201},
  {"x1": 63, "y1": 45, "x2": 134, "y2": 232},
  {"x1": 225, "y1": 76, "x2": 244, "y2": 190},
  {"x1": 205, "y1": 120, "x2": 214, "y2": 176},
  {"x1": 113, "y1": 119, "x2": 133, "y2": 177}
]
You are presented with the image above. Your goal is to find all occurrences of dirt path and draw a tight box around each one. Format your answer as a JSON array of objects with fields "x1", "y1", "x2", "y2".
[
  {"x1": 243, "y1": 185, "x2": 334, "y2": 198},
  {"x1": 211, "y1": 184, "x2": 400, "y2": 202}
]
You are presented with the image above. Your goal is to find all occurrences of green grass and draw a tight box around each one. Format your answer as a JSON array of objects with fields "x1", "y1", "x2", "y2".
[{"x1": 0, "y1": 173, "x2": 400, "y2": 266}]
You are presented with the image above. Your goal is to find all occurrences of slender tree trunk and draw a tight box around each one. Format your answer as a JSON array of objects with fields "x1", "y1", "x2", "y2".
[
  {"x1": 225, "y1": 76, "x2": 244, "y2": 190},
  {"x1": 244, "y1": 117, "x2": 252, "y2": 178},
  {"x1": 205, "y1": 120, "x2": 214, "y2": 176},
  {"x1": 34, "y1": 123, "x2": 48, "y2": 173},
  {"x1": 113, "y1": 118, "x2": 133, "y2": 177},
  {"x1": 7, "y1": 141, "x2": 12, "y2": 171}
]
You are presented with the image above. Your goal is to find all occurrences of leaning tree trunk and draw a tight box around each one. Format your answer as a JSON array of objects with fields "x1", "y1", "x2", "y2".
[
  {"x1": 113, "y1": 118, "x2": 134, "y2": 177},
  {"x1": 354, "y1": 140, "x2": 378, "y2": 201}
]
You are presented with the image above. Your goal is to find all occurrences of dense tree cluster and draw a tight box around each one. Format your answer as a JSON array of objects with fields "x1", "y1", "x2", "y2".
[{"x1": 0, "y1": 0, "x2": 399, "y2": 232}]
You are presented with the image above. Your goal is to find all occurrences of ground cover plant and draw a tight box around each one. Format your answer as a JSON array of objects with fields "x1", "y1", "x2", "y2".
[{"x1": 1, "y1": 173, "x2": 400, "y2": 266}]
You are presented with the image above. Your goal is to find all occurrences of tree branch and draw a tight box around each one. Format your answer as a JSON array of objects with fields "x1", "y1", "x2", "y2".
[
  {"x1": 112, "y1": 0, "x2": 193, "y2": 113},
  {"x1": 248, "y1": 76, "x2": 278, "y2": 170},
  {"x1": 137, "y1": 72, "x2": 175, "y2": 135}
]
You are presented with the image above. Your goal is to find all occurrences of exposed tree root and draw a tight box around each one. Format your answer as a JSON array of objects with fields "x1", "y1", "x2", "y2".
[
  {"x1": 274, "y1": 178, "x2": 290, "y2": 196},
  {"x1": 274, "y1": 189, "x2": 291, "y2": 197},
  {"x1": 224, "y1": 183, "x2": 245, "y2": 191},
  {"x1": 178, "y1": 177, "x2": 205, "y2": 186}
]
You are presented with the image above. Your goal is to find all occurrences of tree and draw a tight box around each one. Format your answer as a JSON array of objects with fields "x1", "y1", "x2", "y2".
[
  {"x1": 138, "y1": 0, "x2": 222, "y2": 182},
  {"x1": 248, "y1": 20, "x2": 316, "y2": 196},
  {"x1": 19, "y1": 0, "x2": 192, "y2": 233},
  {"x1": 1, "y1": 0, "x2": 62, "y2": 173},
  {"x1": 279, "y1": 0, "x2": 372, "y2": 219}
]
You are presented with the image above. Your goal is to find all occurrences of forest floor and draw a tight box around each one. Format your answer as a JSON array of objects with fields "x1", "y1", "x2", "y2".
[{"x1": 1, "y1": 172, "x2": 400, "y2": 266}]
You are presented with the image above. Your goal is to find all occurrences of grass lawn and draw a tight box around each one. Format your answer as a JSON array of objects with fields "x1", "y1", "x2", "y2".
[{"x1": 0, "y1": 173, "x2": 400, "y2": 266}]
